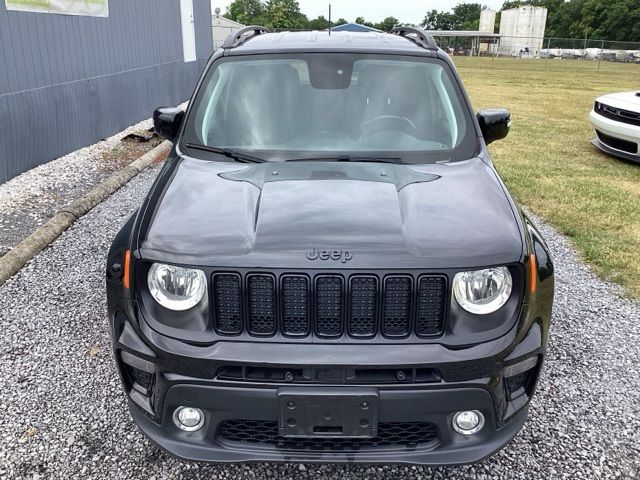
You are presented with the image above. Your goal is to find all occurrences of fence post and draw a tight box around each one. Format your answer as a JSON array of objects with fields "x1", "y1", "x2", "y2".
[
  {"x1": 545, "y1": 37, "x2": 551, "y2": 71},
  {"x1": 491, "y1": 36, "x2": 496, "y2": 68},
  {"x1": 597, "y1": 40, "x2": 604, "y2": 72}
]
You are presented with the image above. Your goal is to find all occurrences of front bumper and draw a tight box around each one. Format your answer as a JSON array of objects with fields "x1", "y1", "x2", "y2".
[
  {"x1": 130, "y1": 383, "x2": 530, "y2": 465},
  {"x1": 111, "y1": 307, "x2": 547, "y2": 465},
  {"x1": 589, "y1": 110, "x2": 640, "y2": 162}
]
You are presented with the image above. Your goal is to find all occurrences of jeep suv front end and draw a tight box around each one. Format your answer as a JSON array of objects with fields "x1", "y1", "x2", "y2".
[{"x1": 106, "y1": 27, "x2": 554, "y2": 465}]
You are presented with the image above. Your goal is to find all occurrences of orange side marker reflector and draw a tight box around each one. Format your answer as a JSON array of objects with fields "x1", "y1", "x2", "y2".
[
  {"x1": 529, "y1": 254, "x2": 537, "y2": 293},
  {"x1": 122, "y1": 250, "x2": 131, "y2": 289}
]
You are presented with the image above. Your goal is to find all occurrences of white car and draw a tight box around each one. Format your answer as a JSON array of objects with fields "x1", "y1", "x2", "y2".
[{"x1": 590, "y1": 91, "x2": 640, "y2": 163}]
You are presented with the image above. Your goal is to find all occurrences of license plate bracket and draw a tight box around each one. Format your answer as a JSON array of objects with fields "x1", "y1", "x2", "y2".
[{"x1": 278, "y1": 387, "x2": 378, "y2": 438}]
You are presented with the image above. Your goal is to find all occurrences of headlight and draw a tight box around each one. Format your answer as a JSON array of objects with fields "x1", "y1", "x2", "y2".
[
  {"x1": 453, "y1": 267, "x2": 512, "y2": 315},
  {"x1": 147, "y1": 263, "x2": 206, "y2": 311}
]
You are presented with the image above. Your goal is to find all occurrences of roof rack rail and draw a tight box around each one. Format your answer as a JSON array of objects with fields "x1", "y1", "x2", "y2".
[
  {"x1": 222, "y1": 25, "x2": 270, "y2": 49},
  {"x1": 389, "y1": 26, "x2": 438, "y2": 50}
]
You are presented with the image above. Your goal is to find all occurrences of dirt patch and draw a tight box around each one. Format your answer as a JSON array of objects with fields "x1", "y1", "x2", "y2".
[{"x1": 95, "y1": 129, "x2": 162, "y2": 173}]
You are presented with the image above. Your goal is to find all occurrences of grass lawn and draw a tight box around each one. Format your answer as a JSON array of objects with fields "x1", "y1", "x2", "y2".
[{"x1": 453, "y1": 57, "x2": 640, "y2": 298}]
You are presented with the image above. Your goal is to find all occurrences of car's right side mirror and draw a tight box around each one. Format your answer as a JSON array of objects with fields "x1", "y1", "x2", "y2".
[
  {"x1": 153, "y1": 107, "x2": 184, "y2": 141},
  {"x1": 477, "y1": 109, "x2": 511, "y2": 145}
]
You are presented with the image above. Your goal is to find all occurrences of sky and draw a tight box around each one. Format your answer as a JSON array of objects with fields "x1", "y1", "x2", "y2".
[{"x1": 212, "y1": 0, "x2": 506, "y2": 25}]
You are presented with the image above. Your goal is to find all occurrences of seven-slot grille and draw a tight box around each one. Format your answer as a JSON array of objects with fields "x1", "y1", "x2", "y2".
[{"x1": 212, "y1": 272, "x2": 447, "y2": 339}]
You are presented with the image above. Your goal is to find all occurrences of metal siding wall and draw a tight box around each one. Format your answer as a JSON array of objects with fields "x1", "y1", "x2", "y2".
[
  {"x1": 0, "y1": 0, "x2": 212, "y2": 183},
  {"x1": 194, "y1": 0, "x2": 213, "y2": 61}
]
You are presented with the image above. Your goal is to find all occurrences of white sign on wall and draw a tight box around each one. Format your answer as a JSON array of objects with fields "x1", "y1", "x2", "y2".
[{"x1": 5, "y1": 0, "x2": 109, "y2": 17}]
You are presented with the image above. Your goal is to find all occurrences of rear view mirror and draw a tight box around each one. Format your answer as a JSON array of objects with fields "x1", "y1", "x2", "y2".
[
  {"x1": 153, "y1": 107, "x2": 184, "y2": 141},
  {"x1": 477, "y1": 109, "x2": 511, "y2": 145}
]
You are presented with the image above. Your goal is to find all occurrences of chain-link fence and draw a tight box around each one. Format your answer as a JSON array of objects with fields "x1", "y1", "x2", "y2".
[
  {"x1": 232, "y1": 28, "x2": 640, "y2": 71},
  {"x1": 433, "y1": 34, "x2": 640, "y2": 67}
]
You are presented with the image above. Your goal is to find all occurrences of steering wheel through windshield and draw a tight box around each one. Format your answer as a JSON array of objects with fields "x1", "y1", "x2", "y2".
[{"x1": 357, "y1": 115, "x2": 419, "y2": 139}]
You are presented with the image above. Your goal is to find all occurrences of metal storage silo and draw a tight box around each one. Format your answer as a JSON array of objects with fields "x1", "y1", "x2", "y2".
[
  {"x1": 498, "y1": 6, "x2": 547, "y2": 57},
  {"x1": 479, "y1": 9, "x2": 496, "y2": 33}
]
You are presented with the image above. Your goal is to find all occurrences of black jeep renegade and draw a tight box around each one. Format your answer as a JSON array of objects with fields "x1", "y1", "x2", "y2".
[{"x1": 106, "y1": 27, "x2": 554, "y2": 465}]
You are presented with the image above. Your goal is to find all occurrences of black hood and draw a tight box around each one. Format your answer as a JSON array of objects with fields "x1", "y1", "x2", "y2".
[{"x1": 140, "y1": 156, "x2": 524, "y2": 269}]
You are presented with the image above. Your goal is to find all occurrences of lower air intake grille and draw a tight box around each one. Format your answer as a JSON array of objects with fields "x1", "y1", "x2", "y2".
[
  {"x1": 349, "y1": 276, "x2": 377, "y2": 337},
  {"x1": 315, "y1": 276, "x2": 344, "y2": 337},
  {"x1": 218, "y1": 420, "x2": 438, "y2": 451},
  {"x1": 247, "y1": 274, "x2": 276, "y2": 335},
  {"x1": 596, "y1": 130, "x2": 638, "y2": 154},
  {"x1": 281, "y1": 276, "x2": 310, "y2": 336},
  {"x1": 416, "y1": 276, "x2": 447, "y2": 336},
  {"x1": 382, "y1": 276, "x2": 412, "y2": 337},
  {"x1": 213, "y1": 274, "x2": 242, "y2": 334}
]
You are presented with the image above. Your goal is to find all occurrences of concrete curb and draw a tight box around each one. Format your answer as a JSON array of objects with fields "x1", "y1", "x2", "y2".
[{"x1": 0, "y1": 140, "x2": 172, "y2": 287}]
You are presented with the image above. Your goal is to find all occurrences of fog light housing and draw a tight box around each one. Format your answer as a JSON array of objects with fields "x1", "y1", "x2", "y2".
[
  {"x1": 453, "y1": 410, "x2": 484, "y2": 435},
  {"x1": 173, "y1": 406, "x2": 205, "y2": 432}
]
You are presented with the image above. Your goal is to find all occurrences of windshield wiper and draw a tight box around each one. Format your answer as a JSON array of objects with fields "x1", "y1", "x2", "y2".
[
  {"x1": 285, "y1": 155, "x2": 405, "y2": 164},
  {"x1": 184, "y1": 143, "x2": 267, "y2": 163}
]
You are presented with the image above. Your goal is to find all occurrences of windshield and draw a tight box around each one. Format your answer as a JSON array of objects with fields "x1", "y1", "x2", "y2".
[{"x1": 183, "y1": 53, "x2": 477, "y2": 163}]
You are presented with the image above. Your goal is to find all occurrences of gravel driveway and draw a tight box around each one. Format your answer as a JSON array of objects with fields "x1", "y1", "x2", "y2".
[
  {"x1": 0, "y1": 118, "x2": 156, "y2": 257},
  {"x1": 0, "y1": 167, "x2": 639, "y2": 479}
]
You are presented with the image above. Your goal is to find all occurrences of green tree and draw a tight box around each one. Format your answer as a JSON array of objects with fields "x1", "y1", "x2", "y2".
[
  {"x1": 421, "y1": 9, "x2": 456, "y2": 30},
  {"x1": 265, "y1": 0, "x2": 308, "y2": 30},
  {"x1": 498, "y1": 0, "x2": 640, "y2": 42},
  {"x1": 452, "y1": 3, "x2": 483, "y2": 30},
  {"x1": 579, "y1": 0, "x2": 640, "y2": 42},
  {"x1": 226, "y1": 0, "x2": 264, "y2": 25},
  {"x1": 308, "y1": 15, "x2": 331, "y2": 30},
  {"x1": 334, "y1": 17, "x2": 348, "y2": 26},
  {"x1": 354, "y1": 16, "x2": 375, "y2": 28},
  {"x1": 422, "y1": 3, "x2": 483, "y2": 30},
  {"x1": 374, "y1": 16, "x2": 399, "y2": 32}
]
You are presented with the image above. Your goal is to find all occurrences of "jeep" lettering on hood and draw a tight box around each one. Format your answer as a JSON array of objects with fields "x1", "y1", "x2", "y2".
[{"x1": 306, "y1": 248, "x2": 353, "y2": 263}]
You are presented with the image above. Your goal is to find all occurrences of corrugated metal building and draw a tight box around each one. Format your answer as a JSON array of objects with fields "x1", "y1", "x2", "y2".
[
  {"x1": 331, "y1": 23, "x2": 381, "y2": 33},
  {"x1": 0, "y1": 0, "x2": 213, "y2": 184}
]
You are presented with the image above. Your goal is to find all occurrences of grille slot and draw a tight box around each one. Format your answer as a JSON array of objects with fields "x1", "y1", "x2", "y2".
[
  {"x1": 247, "y1": 274, "x2": 276, "y2": 335},
  {"x1": 349, "y1": 276, "x2": 378, "y2": 337},
  {"x1": 596, "y1": 102, "x2": 640, "y2": 127},
  {"x1": 416, "y1": 276, "x2": 447, "y2": 336},
  {"x1": 213, "y1": 273, "x2": 242, "y2": 334},
  {"x1": 218, "y1": 420, "x2": 438, "y2": 450},
  {"x1": 382, "y1": 276, "x2": 412, "y2": 337},
  {"x1": 211, "y1": 271, "x2": 447, "y2": 339},
  {"x1": 315, "y1": 276, "x2": 344, "y2": 338},
  {"x1": 281, "y1": 275, "x2": 310, "y2": 336}
]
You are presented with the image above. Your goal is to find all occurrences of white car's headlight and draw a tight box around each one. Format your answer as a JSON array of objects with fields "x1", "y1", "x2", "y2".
[
  {"x1": 453, "y1": 267, "x2": 512, "y2": 315},
  {"x1": 148, "y1": 263, "x2": 206, "y2": 311}
]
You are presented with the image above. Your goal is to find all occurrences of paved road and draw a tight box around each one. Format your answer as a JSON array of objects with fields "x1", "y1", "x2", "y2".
[{"x1": 1, "y1": 167, "x2": 639, "y2": 479}]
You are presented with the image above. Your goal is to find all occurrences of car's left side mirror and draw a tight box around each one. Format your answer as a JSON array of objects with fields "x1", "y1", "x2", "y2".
[
  {"x1": 153, "y1": 107, "x2": 184, "y2": 141},
  {"x1": 477, "y1": 109, "x2": 511, "y2": 145}
]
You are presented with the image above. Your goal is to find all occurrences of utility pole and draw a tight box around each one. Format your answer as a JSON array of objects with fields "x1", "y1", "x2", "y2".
[{"x1": 328, "y1": 4, "x2": 331, "y2": 35}]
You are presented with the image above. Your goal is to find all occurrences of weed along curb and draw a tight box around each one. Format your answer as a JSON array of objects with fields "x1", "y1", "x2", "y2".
[{"x1": 0, "y1": 140, "x2": 172, "y2": 287}]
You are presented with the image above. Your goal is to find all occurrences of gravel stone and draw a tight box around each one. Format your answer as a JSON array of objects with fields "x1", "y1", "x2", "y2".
[
  {"x1": 0, "y1": 102, "x2": 186, "y2": 255},
  {"x1": 0, "y1": 118, "x2": 152, "y2": 255},
  {"x1": 0, "y1": 169, "x2": 639, "y2": 479}
]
